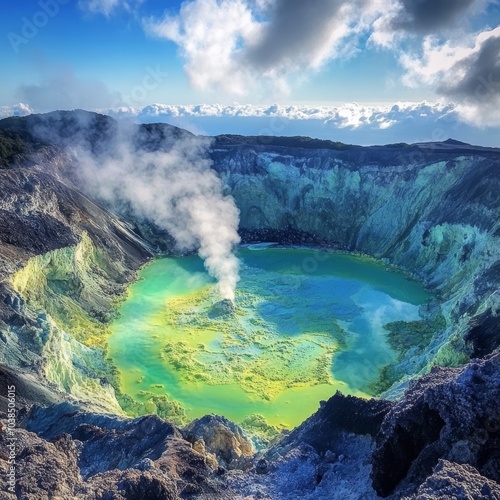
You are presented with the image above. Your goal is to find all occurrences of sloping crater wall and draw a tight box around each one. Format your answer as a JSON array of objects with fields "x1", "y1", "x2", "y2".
[{"x1": 210, "y1": 141, "x2": 500, "y2": 390}]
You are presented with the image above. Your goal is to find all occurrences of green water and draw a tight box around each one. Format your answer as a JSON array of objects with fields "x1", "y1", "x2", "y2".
[{"x1": 108, "y1": 247, "x2": 432, "y2": 430}]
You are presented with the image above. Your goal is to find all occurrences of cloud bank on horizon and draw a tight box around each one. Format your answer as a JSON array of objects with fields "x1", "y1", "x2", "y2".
[{"x1": 2, "y1": 100, "x2": 499, "y2": 147}]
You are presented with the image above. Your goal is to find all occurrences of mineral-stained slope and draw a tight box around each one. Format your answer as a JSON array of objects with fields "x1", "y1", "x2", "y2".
[
  {"x1": 0, "y1": 166, "x2": 153, "y2": 413},
  {"x1": 0, "y1": 112, "x2": 499, "y2": 498}
]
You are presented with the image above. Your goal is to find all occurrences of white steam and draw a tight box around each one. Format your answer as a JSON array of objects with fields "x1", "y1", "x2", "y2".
[{"x1": 77, "y1": 129, "x2": 241, "y2": 301}]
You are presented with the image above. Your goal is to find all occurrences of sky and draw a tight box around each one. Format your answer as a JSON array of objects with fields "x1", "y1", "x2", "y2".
[{"x1": 1, "y1": 0, "x2": 500, "y2": 145}]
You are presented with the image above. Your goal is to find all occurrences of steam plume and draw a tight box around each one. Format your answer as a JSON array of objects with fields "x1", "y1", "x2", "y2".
[{"x1": 76, "y1": 123, "x2": 241, "y2": 301}]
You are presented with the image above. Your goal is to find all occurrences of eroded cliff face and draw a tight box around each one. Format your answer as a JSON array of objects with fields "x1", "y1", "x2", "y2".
[
  {"x1": 0, "y1": 168, "x2": 153, "y2": 413},
  {"x1": 210, "y1": 139, "x2": 500, "y2": 391}
]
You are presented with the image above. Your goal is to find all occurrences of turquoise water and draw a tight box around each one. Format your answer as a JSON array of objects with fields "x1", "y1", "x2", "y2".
[{"x1": 108, "y1": 247, "x2": 432, "y2": 429}]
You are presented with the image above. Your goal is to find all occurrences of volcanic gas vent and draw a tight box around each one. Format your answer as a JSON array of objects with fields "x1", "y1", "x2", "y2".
[{"x1": 210, "y1": 298, "x2": 236, "y2": 317}]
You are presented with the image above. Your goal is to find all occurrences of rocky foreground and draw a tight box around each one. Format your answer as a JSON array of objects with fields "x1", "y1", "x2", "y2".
[
  {"x1": 0, "y1": 111, "x2": 499, "y2": 498},
  {"x1": 1, "y1": 351, "x2": 499, "y2": 498}
]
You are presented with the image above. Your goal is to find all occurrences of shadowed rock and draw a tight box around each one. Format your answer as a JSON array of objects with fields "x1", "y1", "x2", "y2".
[
  {"x1": 268, "y1": 391, "x2": 393, "y2": 459},
  {"x1": 371, "y1": 351, "x2": 500, "y2": 498},
  {"x1": 2, "y1": 402, "x2": 235, "y2": 498},
  {"x1": 406, "y1": 460, "x2": 500, "y2": 499},
  {"x1": 209, "y1": 299, "x2": 235, "y2": 318}
]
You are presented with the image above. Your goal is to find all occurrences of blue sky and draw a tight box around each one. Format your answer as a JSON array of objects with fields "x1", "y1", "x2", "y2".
[{"x1": 1, "y1": 0, "x2": 500, "y2": 144}]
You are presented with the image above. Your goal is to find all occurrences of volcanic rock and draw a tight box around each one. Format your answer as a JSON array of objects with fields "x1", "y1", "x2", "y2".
[
  {"x1": 407, "y1": 460, "x2": 500, "y2": 499},
  {"x1": 183, "y1": 415, "x2": 254, "y2": 469},
  {"x1": 0, "y1": 402, "x2": 235, "y2": 498},
  {"x1": 209, "y1": 299, "x2": 235, "y2": 317},
  {"x1": 371, "y1": 351, "x2": 500, "y2": 498},
  {"x1": 0, "y1": 111, "x2": 500, "y2": 499}
]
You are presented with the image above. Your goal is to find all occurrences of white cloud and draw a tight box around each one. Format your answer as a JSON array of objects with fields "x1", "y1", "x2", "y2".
[
  {"x1": 399, "y1": 27, "x2": 500, "y2": 126},
  {"x1": 3, "y1": 100, "x2": 499, "y2": 146},
  {"x1": 400, "y1": 36, "x2": 478, "y2": 87},
  {"x1": 370, "y1": 0, "x2": 490, "y2": 48},
  {"x1": 76, "y1": 0, "x2": 499, "y2": 131},
  {"x1": 115, "y1": 100, "x2": 495, "y2": 144},
  {"x1": 79, "y1": 0, "x2": 141, "y2": 16},
  {"x1": 141, "y1": 0, "x2": 499, "y2": 130},
  {"x1": 145, "y1": 0, "x2": 258, "y2": 95},
  {"x1": 0, "y1": 103, "x2": 33, "y2": 119},
  {"x1": 0, "y1": 101, "x2": 464, "y2": 135},
  {"x1": 104, "y1": 100, "x2": 456, "y2": 129},
  {"x1": 144, "y1": 0, "x2": 384, "y2": 97}
]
